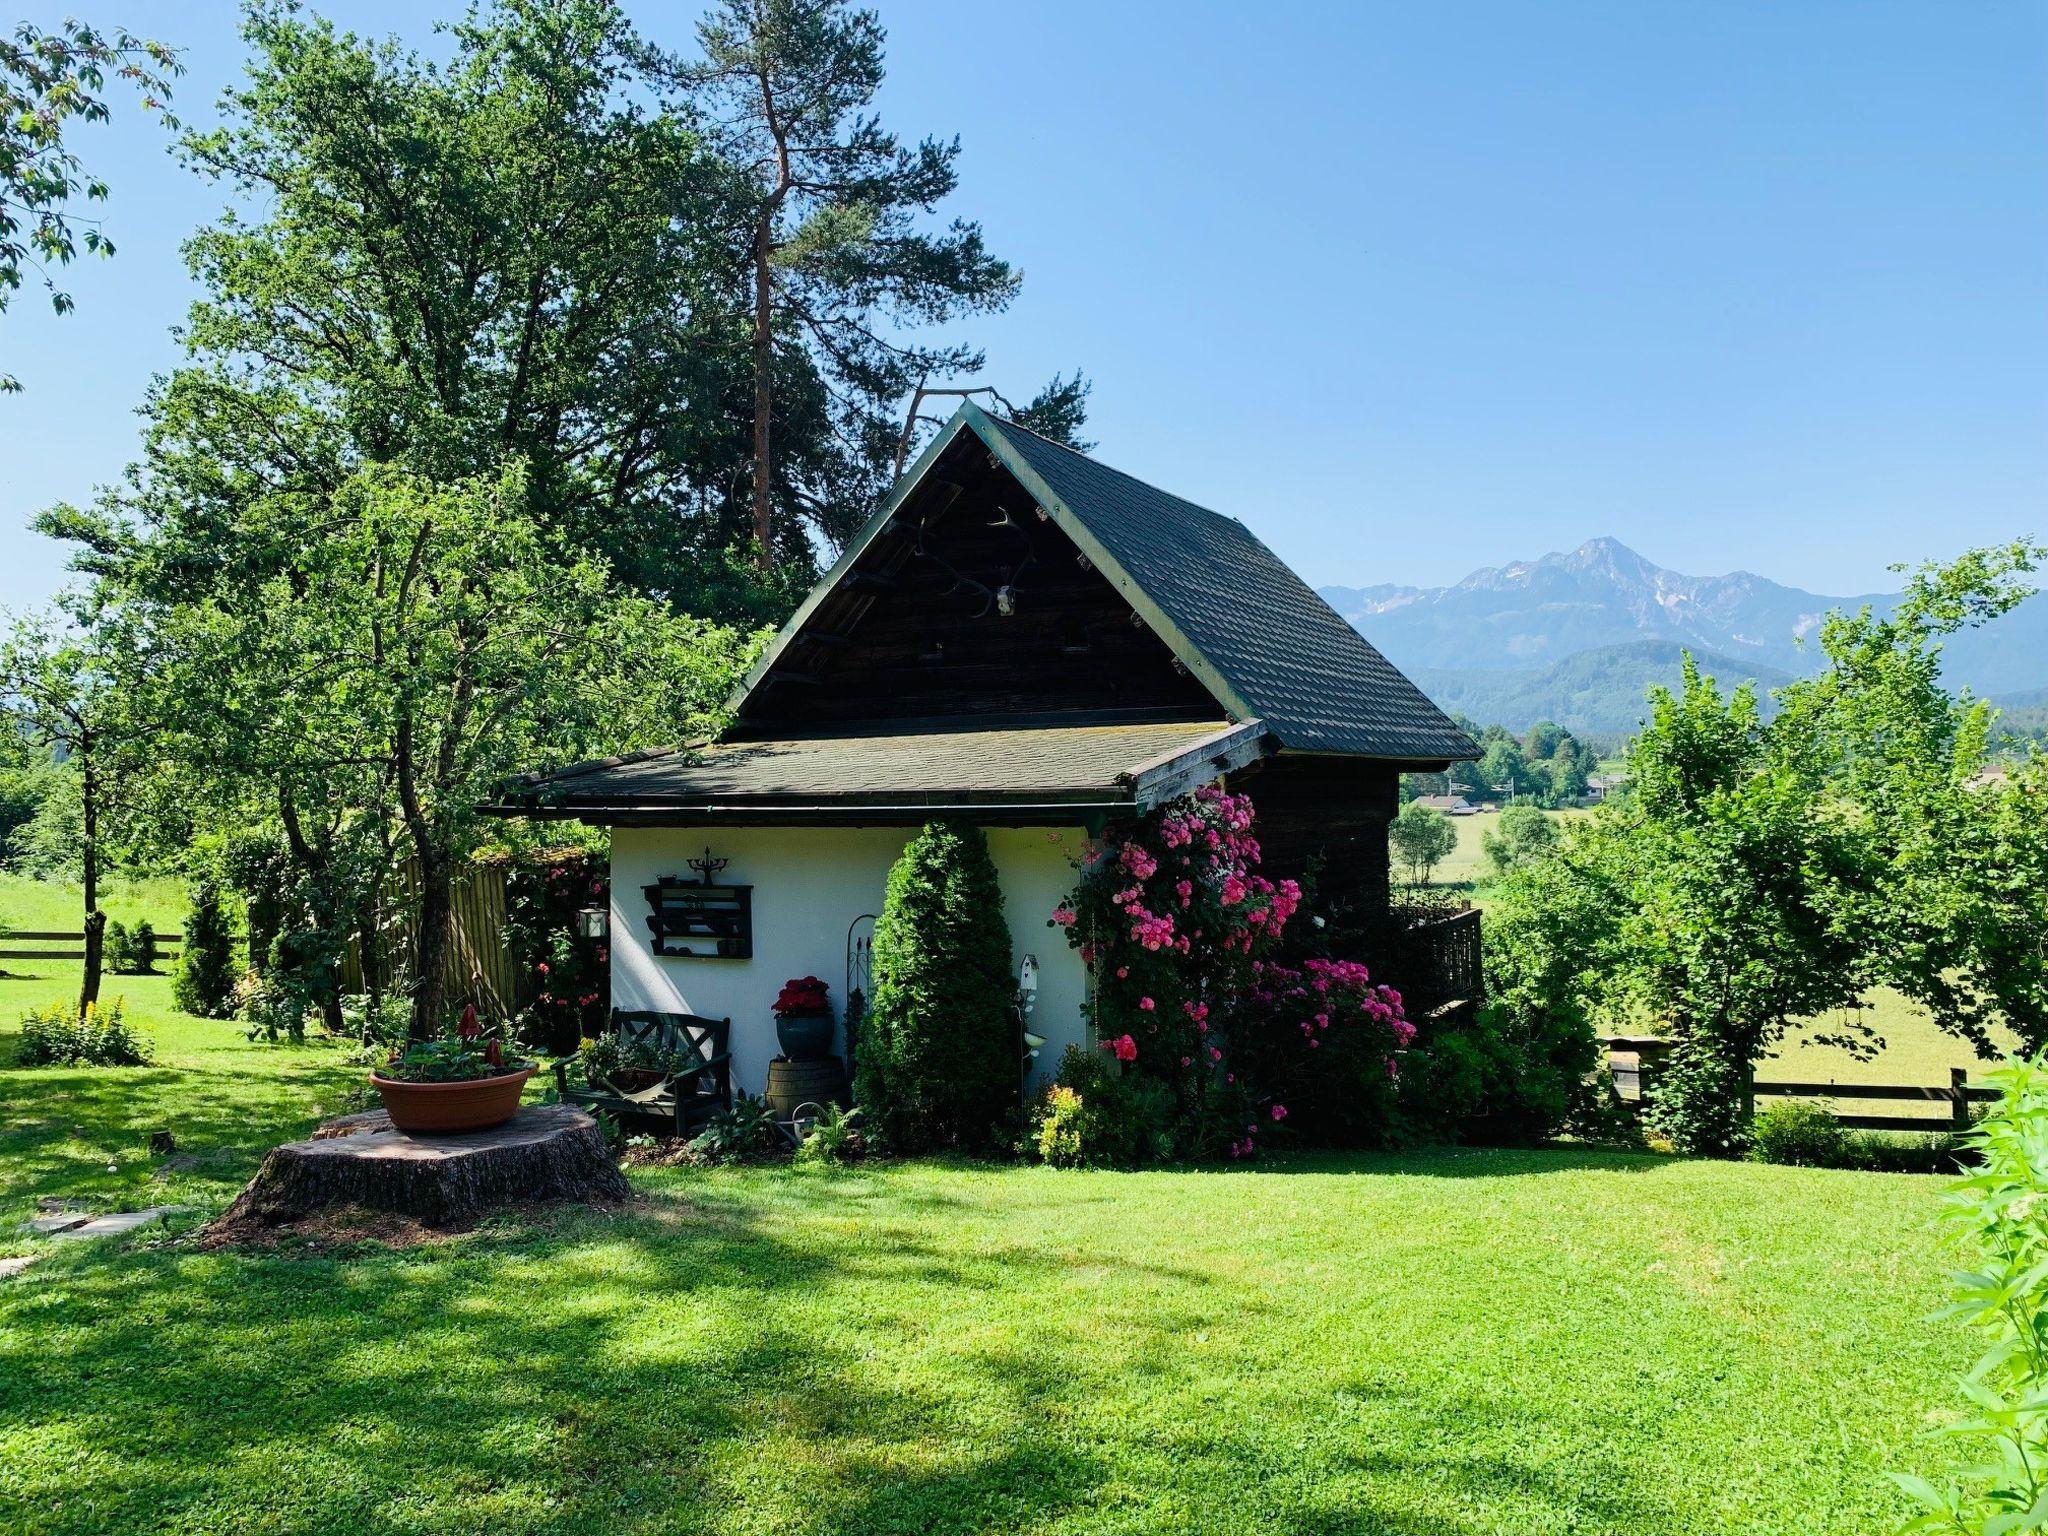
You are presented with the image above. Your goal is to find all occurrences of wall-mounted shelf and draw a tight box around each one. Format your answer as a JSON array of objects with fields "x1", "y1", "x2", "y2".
[{"x1": 643, "y1": 876, "x2": 753, "y2": 959}]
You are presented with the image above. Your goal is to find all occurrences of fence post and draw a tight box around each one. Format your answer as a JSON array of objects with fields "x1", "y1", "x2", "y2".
[{"x1": 1951, "y1": 1067, "x2": 1970, "y2": 1133}]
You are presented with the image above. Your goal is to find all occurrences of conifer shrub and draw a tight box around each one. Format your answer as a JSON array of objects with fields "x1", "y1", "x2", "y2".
[
  {"x1": 855, "y1": 820, "x2": 1017, "y2": 1153},
  {"x1": 173, "y1": 878, "x2": 239, "y2": 1019}
]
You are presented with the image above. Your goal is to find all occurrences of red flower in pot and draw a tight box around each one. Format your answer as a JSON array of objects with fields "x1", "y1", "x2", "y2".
[{"x1": 772, "y1": 976, "x2": 834, "y2": 1060}]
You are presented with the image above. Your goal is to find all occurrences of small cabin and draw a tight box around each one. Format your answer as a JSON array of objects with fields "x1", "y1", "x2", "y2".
[{"x1": 500, "y1": 403, "x2": 1476, "y2": 1097}]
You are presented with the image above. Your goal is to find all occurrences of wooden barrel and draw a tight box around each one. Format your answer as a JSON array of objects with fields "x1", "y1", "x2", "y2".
[{"x1": 765, "y1": 1055, "x2": 848, "y2": 1118}]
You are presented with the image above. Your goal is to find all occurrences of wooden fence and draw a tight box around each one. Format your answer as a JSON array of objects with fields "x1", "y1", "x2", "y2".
[
  {"x1": 338, "y1": 860, "x2": 525, "y2": 1020},
  {"x1": 0, "y1": 930, "x2": 184, "y2": 963},
  {"x1": 1604, "y1": 1038, "x2": 1994, "y2": 1132}
]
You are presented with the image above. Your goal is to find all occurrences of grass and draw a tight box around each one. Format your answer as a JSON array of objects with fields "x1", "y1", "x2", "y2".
[
  {"x1": 0, "y1": 876, "x2": 1984, "y2": 1534},
  {"x1": 1, "y1": 1150, "x2": 1973, "y2": 1534},
  {"x1": 0, "y1": 870, "x2": 189, "y2": 934}
]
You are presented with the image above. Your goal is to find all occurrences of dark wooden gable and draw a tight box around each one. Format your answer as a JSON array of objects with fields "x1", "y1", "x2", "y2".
[{"x1": 733, "y1": 428, "x2": 1221, "y2": 733}]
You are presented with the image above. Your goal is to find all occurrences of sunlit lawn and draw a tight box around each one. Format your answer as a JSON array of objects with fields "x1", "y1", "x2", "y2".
[{"x1": 0, "y1": 873, "x2": 1983, "y2": 1534}]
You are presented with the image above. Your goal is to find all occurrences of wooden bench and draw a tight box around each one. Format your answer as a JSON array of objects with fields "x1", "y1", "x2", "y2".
[{"x1": 553, "y1": 1010, "x2": 733, "y2": 1138}]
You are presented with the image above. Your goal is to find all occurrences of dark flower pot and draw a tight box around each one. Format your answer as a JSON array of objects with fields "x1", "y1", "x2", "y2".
[{"x1": 775, "y1": 1012, "x2": 834, "y2": 1060}]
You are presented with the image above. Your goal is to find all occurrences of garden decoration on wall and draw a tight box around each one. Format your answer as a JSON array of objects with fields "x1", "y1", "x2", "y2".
[
  {"x1": 643, "y1": 849, "x2": 752, "y2": 958},
  {"x1": 371, "y1": 1004, "x2": 534, "y2": 1134},
  {"x1": 1047, "y1": 784, "x2": 1412, "y2": 1162}
]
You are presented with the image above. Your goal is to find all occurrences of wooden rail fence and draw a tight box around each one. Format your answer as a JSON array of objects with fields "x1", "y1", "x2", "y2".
[
  {"x1": 1604, "y1": 1037, "x2": 1994, "y2": 1132},
  {"x1": 0, "y1": 930, "x2": 184, "y2": 963}
]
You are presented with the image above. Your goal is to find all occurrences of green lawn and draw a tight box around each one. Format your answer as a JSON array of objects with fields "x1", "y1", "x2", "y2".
[{"x1": 0, "y1": 876, "x2": 1985, "y2": 1535}]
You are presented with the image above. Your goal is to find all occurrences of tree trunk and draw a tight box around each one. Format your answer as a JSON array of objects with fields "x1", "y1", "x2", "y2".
[
  {"x1": 749, "y1": 221, "x2": 776, "y2": 571},
  {"x1": 78, "y1": 749, "x2": 103, "y2": 1017},
  {"x1": 210, "y1": 1105, "x2": 628, "y2": 1233},
  {"x1": 411, "y1": 847, "x2": 455, "y2": 1039}
]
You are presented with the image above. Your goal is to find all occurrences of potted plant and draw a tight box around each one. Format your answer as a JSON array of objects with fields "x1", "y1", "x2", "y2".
[
  {"x1": 370, "y1": 1005, "x2": 535, "y2": 1134},
  {"x1": 772, "y1": 976, "x2": 834, "y2": 1060}
]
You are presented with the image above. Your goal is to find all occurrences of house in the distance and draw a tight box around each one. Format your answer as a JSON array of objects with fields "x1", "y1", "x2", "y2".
[
  {"x1": 1584, "y1": 772, "x2": 1628, "y2": 804},
  {"x1": 1414, "y1": 793, "x2": 1477, "y2": 816},
  {"x1": 497, "y1": 403, "x2": 1477, "y2": 1097}
]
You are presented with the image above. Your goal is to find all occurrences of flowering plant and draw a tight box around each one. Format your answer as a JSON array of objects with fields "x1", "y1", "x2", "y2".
[
  {"x1": 1229, "y1": 958, "x2": 1413, "y2": 1147},
  {"x1": 504, "y1": 851, "x2": 608, "y2": 1055},
  {"x1": 380, "y1": 1005, "x2": 525, "y2": 1083},
  {"x1": 1054, "y1": 785, "x2": 1302, "y2": 1156},
  {"x1": 772, "y1": 976, "x2": 831, "y2": 1018}
]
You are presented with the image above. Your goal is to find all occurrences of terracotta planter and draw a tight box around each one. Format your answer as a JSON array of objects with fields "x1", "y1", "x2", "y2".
[
  {"x1": 370, "y1": 1065, "x2": 535, "y2": 1134},
  {"x1": 775, "y1": 1012, "x2": 834, "y2": 1060}
]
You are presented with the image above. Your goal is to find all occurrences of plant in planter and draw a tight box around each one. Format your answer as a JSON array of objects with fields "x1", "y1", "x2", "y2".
[
  {"x1": 371, "y1": 1005, "x2": 534, "y2": 1133},
  {"x1": 772, "y1": 975, "x2": 834, "y2": 1060},
  {"x1": 577, "y1": 1031, "x2": 698, "y2": 1094}
]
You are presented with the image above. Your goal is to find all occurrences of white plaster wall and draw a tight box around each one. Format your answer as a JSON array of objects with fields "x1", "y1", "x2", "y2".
[{"x1": 609, "y1": 824, "x2": 1091, "y2": 1100}]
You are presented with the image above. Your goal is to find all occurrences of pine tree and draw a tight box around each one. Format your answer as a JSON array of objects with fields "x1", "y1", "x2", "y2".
[
  {"x1": 173, "y1": 878, "x2": 239, "y2": 1019},
  {"x1": 855, "y1": 821, "x2": 1017, "y2": 1152}
]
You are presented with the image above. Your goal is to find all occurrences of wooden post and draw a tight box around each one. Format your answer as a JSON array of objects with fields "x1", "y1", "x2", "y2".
[{"x1": 1952, "y1": 1067, "x2": 1970, "y2": 1133}]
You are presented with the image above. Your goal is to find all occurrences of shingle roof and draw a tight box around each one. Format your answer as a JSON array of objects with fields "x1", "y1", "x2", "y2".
[
  {"x1": 504, "y1": 719, "x2": 1268, "y2": 819},
  {"x1": 969, "y1": 408, "x2": 1475, "y2": 761}
]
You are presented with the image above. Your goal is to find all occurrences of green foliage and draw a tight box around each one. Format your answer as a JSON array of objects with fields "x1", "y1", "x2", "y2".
[
  {"x1": 1776, "y1": 541, "x2": 2048, "y2": 1056},
  {"x1": 103, "y1": 917, "x2": 157, "y2": 975},
  {"x1": 503, "y1": 852, "x2": 609, "y2": 1055},
  {"x1": 1747, "y1": 1100, "x2": 1851, "y2": 1168},
  {"x1": 685, "y1": 0, "x2": 1061, "y2": 553},
  {"x1": 379, "y1": 1038, "x2": 503, "y2": 1085},
  {"x1": 855, "y1": 821, "x2": 1017, "y2": 1153},
  {"x1": 1745, "y1": 1100, "x2": 1969, "y2": 1174},
  {"x1": 15, "y1": 995, "x2": 148, "y2": 1066},
  {"x1": 1895, "y1": 1058, "x2": 2048, "y2": 1532},
  {"x1": 1613, "y1": 659, "x2": 1868, "y2": 1156},
  {"x1": 0, "y1": 20, "x2": 180, "y2": 391},
  {"x1": 792, "y1": 1102, "x2": 867, "y2": 1170},
  {"x1": 1388, "y1": 800, "x2": 1458, "y2": 885},
  {"x1": 576, "y1": 1031, "x2": 699, "y2": 1084},
  {"x1": 688, "y1": 1092, "x2": 782, "y2": 1164},
  {"x1": 171, "y1": 878, "x2": 238, "y2": 1020},
  {"x1": 1026, "y1": 1046, "x2": 1176, "y2": 1168},
  {"x1": 1480, "y1": 802, "x2": 1560, "y2": 879}
]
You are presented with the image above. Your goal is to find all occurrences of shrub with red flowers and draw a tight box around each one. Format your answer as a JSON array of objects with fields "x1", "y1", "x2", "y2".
[
  {"x1": 1228, "y1": 958, "x2": 1415, "y2": 1147},
  {"x1": 772, "y1": 975, "x2": 831, "y2": 1018},
  {"x1": 503, "y1": 851, "x2": 609, "y2": 1055},
  {"x1": 1053, "y1": 785, "x2": 1302, "y2": 1157},
  {"x1": 1051, "y1": 785, "x2": 1412, "y2": 1160}
]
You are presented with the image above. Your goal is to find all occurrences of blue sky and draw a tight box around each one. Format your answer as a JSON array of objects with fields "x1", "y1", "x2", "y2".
[{"x1": 1, "y1": 1, "x2": 2041, "y2": 611}]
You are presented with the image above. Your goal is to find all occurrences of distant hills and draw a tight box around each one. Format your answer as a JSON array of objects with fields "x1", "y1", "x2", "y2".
[{"x1": 1321, "y1": 537, "x2": 2048, "y2": 736}]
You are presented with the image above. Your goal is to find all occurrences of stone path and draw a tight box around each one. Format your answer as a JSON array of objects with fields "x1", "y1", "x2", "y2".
[{"x1": 2, "y1": 1204, "x2": 191, "y2": 1281}]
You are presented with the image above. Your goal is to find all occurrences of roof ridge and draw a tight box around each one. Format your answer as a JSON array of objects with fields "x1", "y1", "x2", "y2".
[{"x1": 973, "y1": 406, "x2": 1246, "y2": 532}]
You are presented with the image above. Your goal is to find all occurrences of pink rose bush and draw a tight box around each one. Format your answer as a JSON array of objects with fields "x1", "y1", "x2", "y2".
[{"x1": 1035, "y1": 784, "x2": 1408, "y2": 1161}]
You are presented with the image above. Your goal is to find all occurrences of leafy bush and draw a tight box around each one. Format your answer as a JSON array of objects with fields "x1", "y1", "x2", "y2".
[
  {"x1": 1389, "y1": 800, "x2": 1457, "y2": 885},
  {"x1": 1026, "y1": 1046, "x2": 1176, "y2": 1168},
  {"x1": 104, "y1": 917, "x2": 160, "y2": 975},
  {"x1": 173, "y1": 878, "x2": 239, "y2": 1019},
  {"x1": 855, "y1": 820, "x2": 1017, "y2": 1153},
  {"x1": 1747, "y1": 1100, "x2": 1851, "y2": 1168},
  {"x1": 1895, "y1": 1057, "x2": 2048, "y2": 1531},
  {"x1": 793, "y1": 1103, "x2": 867, "y2": 1170},
  {"x1": 1747, "y1": 1099, "x2": 1973, "y2": 1174},
  {"x1": 577, "y1": 1031, "x2": 698, "y2": 1083},
  {"x1": 1480, "y1": 803, "x2": 1559, "y2": 879},
  {"x1": 16, "y1": 997, "x2": 150, "y2": 1067},
  {"x1": 1229, "y1": 958, "x2": 1412, "y2": 1148},
  {"x1": 1053, "y1": 786, "x2": 1302, "y2": 1159},
  {"x1": 503, "y1": 852, "x2": 608, "y2": 1056},
  {"x1": 688, "y1": 1093, "x2": 783, "y2": 1164}
]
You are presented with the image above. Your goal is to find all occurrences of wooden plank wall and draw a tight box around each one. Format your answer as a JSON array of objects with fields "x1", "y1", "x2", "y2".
[{"x1": 341, "y1": 861, "x2": 524, "y2": 1020}]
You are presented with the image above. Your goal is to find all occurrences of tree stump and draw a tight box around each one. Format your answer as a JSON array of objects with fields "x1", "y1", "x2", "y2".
[{"x1": 214, "y1": 1105, "x2": 628, "y2": 1233}]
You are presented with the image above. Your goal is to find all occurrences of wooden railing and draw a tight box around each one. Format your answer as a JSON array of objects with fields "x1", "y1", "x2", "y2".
[
  {"x1": 1373, "y1": 904, "x2": 1483, "y2": 1018},
  {"x1": 0, "y1": 929, "x2": 184, "y2": 963},
  {"x1": 1603, "y1": 1037, "x2": 1994, "y2": 1132}
]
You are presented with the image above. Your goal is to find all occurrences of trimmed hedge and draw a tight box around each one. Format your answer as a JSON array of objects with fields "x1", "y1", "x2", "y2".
[{"x1": 854, "y1": 820, "x2": 1017, "y2": 1152}]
